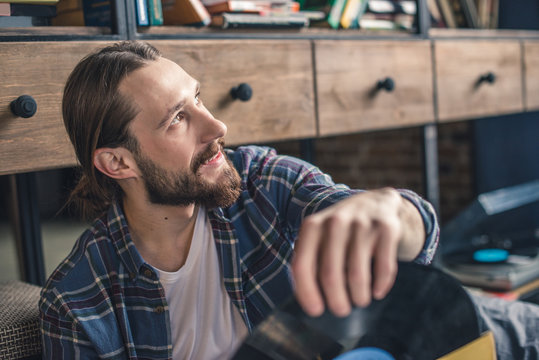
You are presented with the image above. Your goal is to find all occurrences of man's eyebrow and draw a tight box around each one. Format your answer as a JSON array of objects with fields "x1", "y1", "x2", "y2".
[
  {"x1": 156, "y1": 81, "x2": 201, "y2": 130},
  {"x1": 157, "y1": 101, "x2": 184, "y2": 129}
]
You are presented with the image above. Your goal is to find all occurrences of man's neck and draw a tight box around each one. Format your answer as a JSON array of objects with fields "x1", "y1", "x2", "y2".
[{"x1": 122, "y1": 195, "x2": 199, "y2": 272}]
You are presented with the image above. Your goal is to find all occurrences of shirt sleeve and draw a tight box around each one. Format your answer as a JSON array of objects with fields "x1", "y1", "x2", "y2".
[
  {"x1": 235, "y1": 146, "x2": 439, "y2": 265},
  {"x1": 40, "y1": 288, "x2": 97, "y2": 359}
]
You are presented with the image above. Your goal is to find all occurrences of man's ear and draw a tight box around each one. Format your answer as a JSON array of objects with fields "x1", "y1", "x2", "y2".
[{"x1": 94, "y1": 147, "x2": 138, "y2": 180}]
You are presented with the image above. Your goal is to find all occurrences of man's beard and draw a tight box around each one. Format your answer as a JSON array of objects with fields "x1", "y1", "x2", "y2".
[{"x1": 132, "y1": 139, "x2": 241, "y2": 209}]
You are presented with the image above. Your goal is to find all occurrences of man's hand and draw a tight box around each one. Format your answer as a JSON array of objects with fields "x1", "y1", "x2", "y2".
[{"x1": 291, "y1": 188, "x2": 425, "y2": 317}]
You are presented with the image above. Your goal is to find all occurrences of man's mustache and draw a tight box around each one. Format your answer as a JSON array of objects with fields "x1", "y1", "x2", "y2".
[{"x1": 191, "y1": 138, "x2": 226, "y2": 173}]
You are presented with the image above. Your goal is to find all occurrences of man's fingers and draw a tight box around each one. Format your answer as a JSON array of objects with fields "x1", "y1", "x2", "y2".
[
  {"x1": 347, "y1": 218, "x2": 376, "y2": 308},
  {"x1": 292, "y1": 217, "x2": 325, "y2": 317},
  {"x1": 318, "y1": 217, "x2": 351, "y2": 317},
  {"x1": 372, "y1": 220, "x2": 399, "y2": 300}
]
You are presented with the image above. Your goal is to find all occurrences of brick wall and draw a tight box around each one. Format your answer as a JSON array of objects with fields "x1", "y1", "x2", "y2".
[{"x1": 265, "y1": 121, "x2": 475, "y2": 225}]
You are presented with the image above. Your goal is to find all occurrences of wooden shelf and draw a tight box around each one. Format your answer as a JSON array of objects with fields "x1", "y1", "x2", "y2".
[
  {"x1": 136, "y1": 26, "x2": 418, "y2": 39},
  {"x1": 0, "y1": 26, "x2": 111, "y2": 37}
]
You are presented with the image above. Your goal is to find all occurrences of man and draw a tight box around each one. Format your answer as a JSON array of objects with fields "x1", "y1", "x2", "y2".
[{"x1": 40, "y1": 41, "x2": 439, "y2": 359}]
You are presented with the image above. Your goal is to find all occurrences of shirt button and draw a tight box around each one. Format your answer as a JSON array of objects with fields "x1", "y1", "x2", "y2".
[
  {"x1": 144, "y1": 269, "x2": 153, "y2": 278},
  {"x1": 155, "y1": 306, "x2": 165, "y2": 314}
]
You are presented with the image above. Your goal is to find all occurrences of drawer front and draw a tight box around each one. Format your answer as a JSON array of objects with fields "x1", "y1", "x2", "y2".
[
  {"x1": 315, "y1": 40, "x2": 434, "y2": 136},
  {"x1": 435, "y1": 40, "x2": 523, "y2": 122},
  {"x1": 151, "y1": 40, "x2": 316, "y2": 146},
  {"x1": 524, "y1": 41, "x2": 539, "y2": 111},
  {"x1": 0, "y1": 41, "x2": 111, "y2": 175}
]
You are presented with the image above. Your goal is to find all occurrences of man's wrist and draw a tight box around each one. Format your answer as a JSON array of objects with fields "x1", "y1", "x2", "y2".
[{"x1": 397, "y1": 196, "x2": 426, "y2": 261}]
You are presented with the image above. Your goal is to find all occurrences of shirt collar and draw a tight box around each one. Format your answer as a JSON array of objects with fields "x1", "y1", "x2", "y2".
[{"x1": 106, "y1": 200, "x2": 146, "y2": 276}]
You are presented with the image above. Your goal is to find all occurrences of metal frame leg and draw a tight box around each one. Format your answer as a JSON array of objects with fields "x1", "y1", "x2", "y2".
[
  {"x1": 9, "y1": 173, "x2": 45, "y2": 286},
  {"x1": 422, "y1": 124, "x2": 440, "y2": 215}
]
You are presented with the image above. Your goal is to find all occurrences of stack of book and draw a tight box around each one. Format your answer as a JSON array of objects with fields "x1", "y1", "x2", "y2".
[
  {"x1": 0, "y1": 0, "x2": 58, "y2": 26},
  {"x1": 323, "y1": 0, "x2": 416, "y2": 30},
  {"x1": 53, "y1": 0, "x2": 163, "y2": 27},
  {"x1": 358, "y1": 0, "x2": 416, "y2": 30},
  {"x1": 199, "y1": 0, "x2": 316, "y2": 29},
  {"x1": 429, "y1": 0, "x2": 498, "y2": 29}
]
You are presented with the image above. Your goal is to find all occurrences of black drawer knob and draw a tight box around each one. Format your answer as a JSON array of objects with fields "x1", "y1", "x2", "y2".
[
  {"x1": 10, "y1": 95, "x2": 37, "y2": 118},
  {"x1": 479, "y1": 72, "x2": 496, "y2": 84},
  {"x1": 376, "y1": 77, "x2": 395, "y2": 92},
  {"x1": 230, "y1": 83, "x2": 253, "y2": 102}
]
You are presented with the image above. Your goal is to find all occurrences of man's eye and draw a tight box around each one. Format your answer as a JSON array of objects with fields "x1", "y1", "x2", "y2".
[
  {"x1": 171, "y1": 113, "x2": 183, "y2": 126},
  {"x1": 195, "y1": 94, "x2": 200, "y2": 105}
]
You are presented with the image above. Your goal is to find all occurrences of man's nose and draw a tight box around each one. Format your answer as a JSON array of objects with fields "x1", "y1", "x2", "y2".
[{"x1": 198, "y1": 107, "x2": 227, "y2": 144}]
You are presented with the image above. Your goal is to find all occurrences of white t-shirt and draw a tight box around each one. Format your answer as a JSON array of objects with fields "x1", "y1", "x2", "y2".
[{"x1": 154, "y1": 206, "x2": 249, "y2": 360}]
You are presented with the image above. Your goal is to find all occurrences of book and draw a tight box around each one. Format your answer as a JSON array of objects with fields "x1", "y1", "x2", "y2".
[
  {"x1": 428, "y1": 0, "x2": 446, "y2": 27},
  {"x1": 135, "y1": 0, "x2": 149, "y2": 25},
  {"x1": 359, "y1": 12, "x2": 414, "y2": 30},
  {"x1": 0, "y1": 0, "x2": 58, "y2": 4},
  {"x1": 0, "y1": 2, "x2": 10, "y2": 14},
  {"x1": 488, "y1": 0, "x2": 498, "y2": 28},
  {"x1": 326, "y1": 0, "x2": 346, "y2": 28},
  {"x1": 436, "y1": 0, "x2": 457, "y2": 27},
  {"x1": 10, "y1": 3, "x2": 57, "y2": 16},
  {"x1": 147, "y1": 0, "x2": 163, "y2": 25},
  {"x1": 162, "y1": 0, "x2": 211, "y2": 25},
  {"x1": 339, "y1": 0, "x2": 366, "y2": 29},
  {"x1": 51, "y1": 8, "x2": 85, "y2": 25},
  {"x1": 446, "y1": 0, "x2": 468, "y2": 27},
  {"x1": 460, "y1": 0, "x2": 478, "y2": 28},
  {"x1": 51, "y1": 0, "x2": 86, "y2": 25},
  {"x1": 210, "y1": 11, "x2": 308, "y2": 28},
  {"x1": 367, "y1": 0, "x2": 416, "y2": 15},
  {"x1": 204, "y1": 0, "x2": 267, "y2": 14},
  {"x1": 0, "y1": 13, "x2": 50, "y2": 23}
]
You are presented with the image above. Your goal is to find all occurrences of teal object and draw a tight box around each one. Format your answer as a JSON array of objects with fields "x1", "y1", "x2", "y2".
[
  {"x1": 473, "y1": 249, "x2": 509, "y2": 263},
  {"x1": 333, "y1": 347, "x2": 395, "y2": 360}
]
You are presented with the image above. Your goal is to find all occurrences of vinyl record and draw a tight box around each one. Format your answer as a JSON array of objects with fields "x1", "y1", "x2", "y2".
[{"x1": 232, "y1": 262, "x2": 481, "y2": 360}]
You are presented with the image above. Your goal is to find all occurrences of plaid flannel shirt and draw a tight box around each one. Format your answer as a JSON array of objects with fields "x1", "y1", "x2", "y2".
[{"x1": 40, "y1": 146, "x2": 439, "y2": 359}]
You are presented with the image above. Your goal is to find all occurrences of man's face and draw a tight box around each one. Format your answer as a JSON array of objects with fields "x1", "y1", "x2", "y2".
[{"x1": 119, "y1": 57, "x2": 241, "y2": 208}]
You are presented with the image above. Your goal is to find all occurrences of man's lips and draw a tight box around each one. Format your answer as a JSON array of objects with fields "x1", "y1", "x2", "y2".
[{"x1": 203, "y1": 150, "x2": 223, "y2": 165}]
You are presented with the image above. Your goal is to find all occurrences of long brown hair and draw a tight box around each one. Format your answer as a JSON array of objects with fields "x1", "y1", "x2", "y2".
[{"x1": 63, "y1": 41, "x2": 161, "y2": 220}]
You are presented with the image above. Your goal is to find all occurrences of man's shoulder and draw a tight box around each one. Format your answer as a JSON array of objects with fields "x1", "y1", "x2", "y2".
[
  {"x1": 41, "y1": 216, "x2": 114, "y2": 298},
  {"x1": 225, "y1": 145, "x2": 311, "y2": 176},
  {"x1": 225, "y1": 145, "x2": 276, "y2": 165}
]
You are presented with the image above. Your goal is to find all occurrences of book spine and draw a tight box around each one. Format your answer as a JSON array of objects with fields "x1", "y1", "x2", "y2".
[
  {"x1": 0, "y1": 2, "x2": 10, "y2": 15},
  {"x1": 327, "y1": 0, "x2": 346, "y2": 29},
  {"x1": 135, "y1": 0, "x2": 149, "y2": 25},
  {"x1": 147, "y1": 0, "x2": 163, "y2": 25}
]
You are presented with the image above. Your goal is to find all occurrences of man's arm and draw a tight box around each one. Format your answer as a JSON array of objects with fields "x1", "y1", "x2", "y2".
[
  {"x1": 40, "y1": 290, "x2": 98, "y2": 359},
  {"x1": 291, "y1": 187, "x2": 433, "y2": 317}
]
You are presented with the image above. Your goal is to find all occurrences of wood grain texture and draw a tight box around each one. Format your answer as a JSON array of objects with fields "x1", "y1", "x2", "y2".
[
  {"x1": 524, "y1": 41, "x2": 539, "y2": 111},
  {"x1": 150, "y1": 40, "x2": 316, "y2": 146},
  {"x1": 0, "y1": 42, "x2": 112, "y2": 175},
  {"x1": 315, "y1": 40, "x2": 435, "y2": 136},
  {"x1": 435, "y1": 40, "x2": 523, "y2": 122}
]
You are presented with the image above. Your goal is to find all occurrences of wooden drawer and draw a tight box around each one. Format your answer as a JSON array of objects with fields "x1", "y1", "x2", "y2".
[
  {"x1": 0, "y1": 42, "x2": 112, "y2": 175},
  {"x1": 524, "y1": 40, "x2": 539, "y2": 111},
  {"x1": 151, "y1": 40, "x2": 316, "y2": 146},
  {"x1": 434, "y1": 40, "x2": 523, "y2": 122},
  {"x1": 315, "y1": 40, "x2": 434, "y2": 137}
]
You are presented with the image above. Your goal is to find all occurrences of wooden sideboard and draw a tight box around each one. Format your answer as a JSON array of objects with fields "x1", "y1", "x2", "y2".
[{"x1": 2, "y1": 31, "x2": 538, "y2": 177}]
